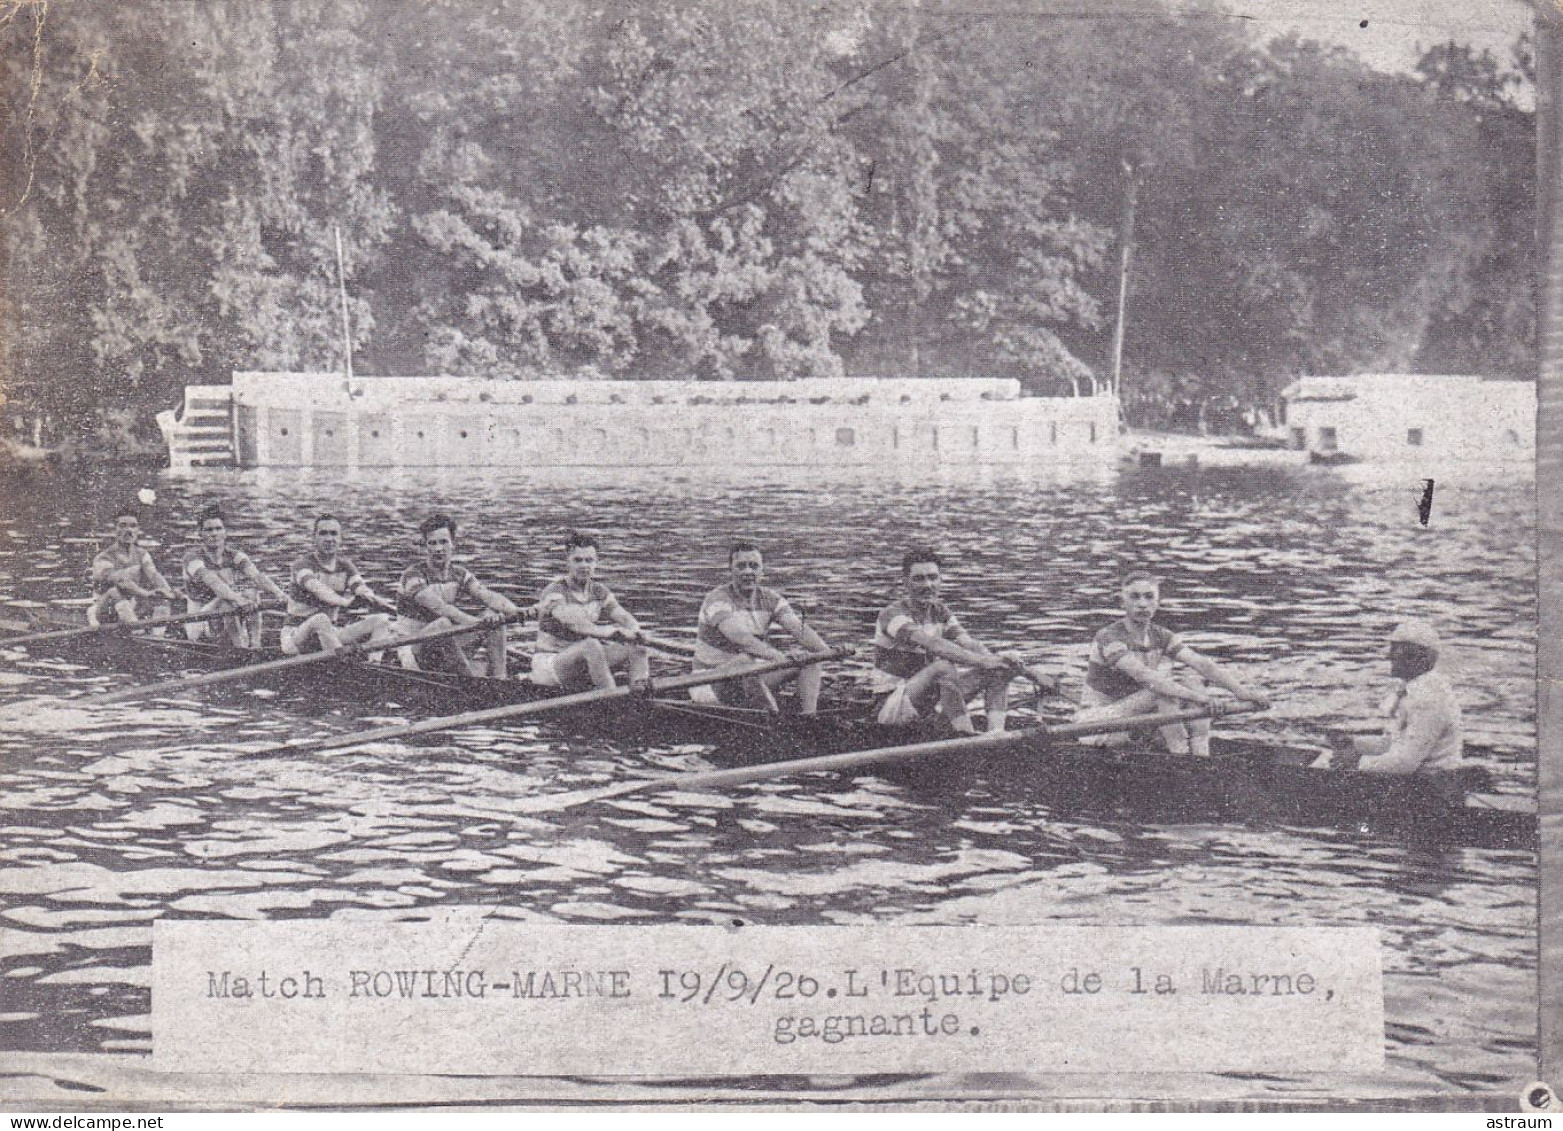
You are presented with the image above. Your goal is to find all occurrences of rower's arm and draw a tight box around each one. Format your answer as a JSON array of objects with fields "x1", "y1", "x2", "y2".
[
  {"x1": 142, "y1": 558, "x2": 177, "y2": 597},
  {"x1": 907, "y1": 626, "x2": 1004, "y2": 669},
  {"x1": 303, "y1": 576, "x2": 354, "y2": 609},
  {"x1": 776, "y1": 609, "x2": 827, "y2": 654},
  {"x1": 193, "y1": 565, "x2": 246, "y2": 604},
  {"x1": 466, "y1": 578, "x2": 520, "y2": 618},
  {"x1": 553, "y1": 603, "x2": 619, "y2": 639},
  {"x1": 604, "y1": 594, "x2": 640, "y2": 635},
  {"x1": 241, "y1": 560, "x2": 288, "y2": 603},
  {"x1": 412, "y1": 585, "x2": 474, "y2": 624},
  {"x1": 1114, "y1": 653, "x2": 1210, "y2": 703},
  {"x1": 349, "y1": 577, "x2": 394, "y2": 610},
  {"x1": 718, "y1": 617, "x2": 788, "y2": 662},
  {"x1": 1178, "y1": 646, "x2": 1270, "y2": 706},
  {"x1": 95, "y1": 557, "x2": 151, "y2": 596}
]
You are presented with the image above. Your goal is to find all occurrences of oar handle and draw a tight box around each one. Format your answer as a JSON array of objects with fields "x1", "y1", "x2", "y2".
[
  {"x1": 630, "y1": 633, "x2": 696, "y2": 658},
  {"x1": 396, "y1": 606, "x2": 536, "y2": 650}
]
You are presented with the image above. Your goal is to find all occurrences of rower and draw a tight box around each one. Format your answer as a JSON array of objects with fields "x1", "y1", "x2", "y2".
[
  {"x1": 280, "y1": 514, "x2": 398, "y2": 656},
  {"x1": 182, "y1": 504, "x2": 286, "y2": 648},
  {"x1": 88, "y1": 505, "x2": 178, "y2": 629},
  {"x1": 1075, "y1": 571, "x2": 1269, "y2": 755},
  {"x1": 396, "y1": 514, "x2": 523, "y2": 678},
  {"x1": 690, "y1": 540, "x2": 830, "y2": 714},
  {"x1": 869, "y1": 548, "x2": 1026, "y2": 734},
  {"x1": 532, "y1": 532, "x2": 650, "y2": 692},
  {"x1": 1317, "y1": 619, "x2": 1464, "y2": 774}
]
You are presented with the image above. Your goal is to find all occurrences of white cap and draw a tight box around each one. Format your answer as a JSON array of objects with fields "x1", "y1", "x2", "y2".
[{"x1": 1389, "y1": 619, "x2": 1441, "y2": 653}]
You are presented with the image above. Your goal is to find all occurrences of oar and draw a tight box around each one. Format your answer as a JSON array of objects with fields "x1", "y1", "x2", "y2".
[
  {"x1": 512, "y1": 704, "x2": 1244, "y2": 815},
  {"x1": 258, "y1": 647, "x2": 851, "y2": 758},
  {"x1": 70, "y1": 611, "x2": 535, "y2": 708},
  {"x1": 0, "y1": 602, "x2": 257, "y2": 647},
  {"x1": 633, "y1": 633, "x2": 696, "y2": 659}
]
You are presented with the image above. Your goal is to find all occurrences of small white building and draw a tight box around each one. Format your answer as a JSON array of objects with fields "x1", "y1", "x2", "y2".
[{"x1": 1279, "y1": 374, "x2": 1534, "y2": 463}]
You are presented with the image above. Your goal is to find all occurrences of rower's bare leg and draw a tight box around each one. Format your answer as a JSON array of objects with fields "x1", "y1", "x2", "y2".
[
  {"x1": 149, "y1": 602, "x2": 171, "y2": 635},
  {"x1": 1175, "y1": 675, "x2": 1211, "y2": 756},
  {"x1": 927, "y1": 661, "x2": 978, "y2": 734},
  {"x1": 239, "y1": 608, "x2": 263, "y2": 650},
  {"x1": 604, "y1": 641, "x2": 649, "y2": 684},
  {"x1": 484, "y1": 624, "x2": 508, "y2": 679},
  {"x1": 283, "y1": 614, "x2": 327, "y2": 656},
  {"x1": 113, "y1": 598, "x2": 140, "y2": 625},
  {"x1": 399, "y1": 616, "x2": 455, "y2": 670},
  {"x1": 556, "y1": 639, "x2": 614, "y2": 690},
  {"x1": 1153, "y1": 692, "x2": 1194, "y2": 755},
  {"x1": 793, "y1": 662, "x2": 822, "y2": 715},
  {"x1": 977, "y1": 668, "x2": 1012, "y2": 733},
  {"x1": 759, "y1": 665, "x2": 817, "y2": 714},
  {"x1": 410, "y1": 617, "x2": 478, "y2": 676},
  {"x1": 338, "y1": 614, "x2": 391, "y2": 661},
  {"x1": 745, "y1": 672, "x2": 782, "y2": 712},
  {"x1": 186, "y1": 599, "x2": 224, "y2": 643}
]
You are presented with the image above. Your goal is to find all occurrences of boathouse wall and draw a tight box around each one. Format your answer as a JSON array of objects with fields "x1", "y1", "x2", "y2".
[
  {"x1": 1280, "y1": 374, "x2": 1535, "y2": 462},
  {"x1": 225, "y1": 373, "x2": 1120, "y2": 468}
]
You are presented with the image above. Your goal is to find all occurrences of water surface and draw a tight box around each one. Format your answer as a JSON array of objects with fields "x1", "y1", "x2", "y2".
[{"x1": 0, "y1": 461, "x2": 1536, "y2": 1096}]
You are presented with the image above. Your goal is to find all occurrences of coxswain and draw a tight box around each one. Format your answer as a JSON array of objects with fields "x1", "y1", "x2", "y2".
[
  {"x1": 1074, "y1": 571, "x2": 1269, "y2": 755},
  {"x1": 88, "y1": 505, "x2": 177, "y2": 628},
  {"x1": 532, "y1": 532, "x2": 650, "y2": 691},
  {"x1": 396, "y1": 514, "x2": 524, "y2": 678},
  {"x1": 869, "y1": 548, "x2": 1028, "y2": 734},
  {"x1": 1316, "y1": 619, "x2": 1464, "y2": 774},
  {"x1": 280, "y1": 514, "x2": 398, "y2": 656},
  {"x1": 182, "y1": 504, "x2": 286, "y2": 648},
  {"x1": 690, "y1": 540, "x2": 830, "y2": 714}
]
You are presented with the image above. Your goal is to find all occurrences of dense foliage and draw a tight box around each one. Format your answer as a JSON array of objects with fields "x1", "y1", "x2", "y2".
[{"x1": 0, "y1": 0, "x2": 1536, "y2": 431}]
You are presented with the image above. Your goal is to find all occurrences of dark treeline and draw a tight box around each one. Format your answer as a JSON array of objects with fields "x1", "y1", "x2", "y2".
[{"x1": 0, "y1": 0, "x2": 1536, "y2": 434}]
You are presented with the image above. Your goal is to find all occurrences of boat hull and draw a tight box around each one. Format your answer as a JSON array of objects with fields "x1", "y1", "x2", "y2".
[
  {"x1": 3, "y1": 613, "x2": 1535, "y2": 849},
  {"x1": 893, "y1": 737, "x2": 1533, "y2": 851}
]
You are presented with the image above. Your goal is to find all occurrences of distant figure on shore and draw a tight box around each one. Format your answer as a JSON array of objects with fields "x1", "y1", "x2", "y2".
[
  {"x1": 1317, "y1": 619, "x2": 1464, "y2": 775},
  {"x1": 1074, "y1": 571, "x2": 1269, "y2": 755}
]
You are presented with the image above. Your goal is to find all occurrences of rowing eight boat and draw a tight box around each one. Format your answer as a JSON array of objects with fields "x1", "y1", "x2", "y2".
[{"x1": 1, "y1": 607, "x2": 1536, "y2": 850}]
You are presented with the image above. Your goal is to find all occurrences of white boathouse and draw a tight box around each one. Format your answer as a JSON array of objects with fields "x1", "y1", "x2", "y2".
[
  {"x1": 1278, "y1": 374, "x2": 1534, "y2": 463},
  {"x1": 159, "y1": 373, "x2": 1121, "y2": 470}
]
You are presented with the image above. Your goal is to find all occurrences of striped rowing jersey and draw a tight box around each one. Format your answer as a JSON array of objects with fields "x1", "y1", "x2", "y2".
[
  {"x1": 398, "y1": 561, "x2": 480, "y2": 624},
  {"x1": 872, "y1": 597, "x2": 964, "y2": 683},
  {"x1": 1084, "y1": 618, "x2": 1188, "y2": 700},
  {"x1": 92, "y1": 544, "x2": 159, "y2": 594},
  {"x1": 536, "y1": 578, "x2": 623, "y2": 653},
  {"x1": 287, "y1": 553, "x2": 365, "y2": 626},
  {"x1": 694, "y1": 584, "x2": 796, "y2": 668},
  {"x1": 183, "y1": 546, "x2": 257, "y2": 603}
]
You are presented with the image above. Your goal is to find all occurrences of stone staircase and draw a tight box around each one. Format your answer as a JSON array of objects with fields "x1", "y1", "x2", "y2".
[{"x1": 156, "y1": 384, "x2": 236, "y2": 469}]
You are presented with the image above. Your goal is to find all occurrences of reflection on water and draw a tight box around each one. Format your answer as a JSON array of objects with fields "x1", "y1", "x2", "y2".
[{"x1": 0, "y1": 461, "x2": 1536, "y2": 1095}]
